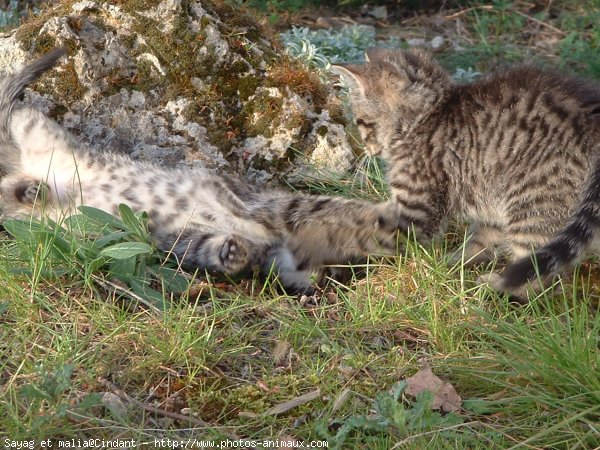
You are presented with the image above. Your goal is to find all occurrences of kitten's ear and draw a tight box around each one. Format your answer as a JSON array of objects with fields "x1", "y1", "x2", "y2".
[
  {"x1": 378, "y1": 62, "x2": 409, "y2": 93},
  {"x1": 330, "y1": 64, "x2": 368, "y2": 98}
]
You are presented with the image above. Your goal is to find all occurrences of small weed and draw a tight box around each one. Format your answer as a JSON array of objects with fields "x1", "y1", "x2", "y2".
[
  {"x1": 316, "y1": 382, "x2": 468, "y2": 449},
  {"x1": 17, "y1": 363, "x2": 102, "y2": 439},
  {"x1": 3, "y1": 204, "x2": 190, "y2": 311}
]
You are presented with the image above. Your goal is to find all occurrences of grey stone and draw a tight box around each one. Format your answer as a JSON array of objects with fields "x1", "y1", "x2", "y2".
[{"x1": 0, "y1": 0, "x2": 355, "y2": 185}]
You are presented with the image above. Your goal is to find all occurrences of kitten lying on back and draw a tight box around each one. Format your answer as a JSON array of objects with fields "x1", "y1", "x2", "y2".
[
  {"x1": 333, "y1": 48, "x2": 600, "y2": 299},
  {"x1": 0, "y1": 49, "x2": 404, "y2": 294}
]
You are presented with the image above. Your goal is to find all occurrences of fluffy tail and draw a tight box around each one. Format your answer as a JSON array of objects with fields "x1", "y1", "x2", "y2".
[
  {"x1": 500, "y1": 160, "x2": 600, "y2": 292},
  {"x1": 0, "y1": 48, "x2": 66, "y2": 171}
]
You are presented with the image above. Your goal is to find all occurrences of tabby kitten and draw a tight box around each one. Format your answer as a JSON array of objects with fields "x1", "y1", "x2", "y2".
[
  {"x1": 333, "y1": 48, "x2": 600, "y2": 299},
  {"x1": 0, "y1": 49, "x2": 404, "y2": 293}
]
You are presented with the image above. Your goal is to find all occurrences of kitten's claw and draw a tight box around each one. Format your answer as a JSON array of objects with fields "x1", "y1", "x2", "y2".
[{"x1": 219, "y1": 236, "x2": 249, "y2": 273}]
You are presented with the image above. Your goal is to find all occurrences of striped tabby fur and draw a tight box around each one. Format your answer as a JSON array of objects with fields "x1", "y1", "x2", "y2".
[
  {"x1": 333, "y1": 48, "x2": 600, "y2": 299},
  {"x1": 0, "y1": 50, "x2": 403, "y2": 294}
]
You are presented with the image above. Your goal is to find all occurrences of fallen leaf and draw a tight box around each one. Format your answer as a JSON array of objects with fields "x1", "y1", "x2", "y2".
[
  {"x1": 273, "y1": 340, "x2": 291, "y2": 366},
  {"x1": 405, "y1": 367, "x2": 462, "y2": 412}
]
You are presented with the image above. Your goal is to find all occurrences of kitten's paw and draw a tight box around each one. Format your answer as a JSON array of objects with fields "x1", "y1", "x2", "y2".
[
  {"x1": 15, "y1": 180, "x2": 48, "y2": 205},
  {"x1": 374, "y1": 203, "x2": 410, "y2": 235},
  {"x1": 477, "y1": 272, "x2": 504, "y2": 290},
  {"x1": 219, "y1": 236, "x2": 249, "y2": 273},
  {"x1": 477, "y1": 272, "x2": 529, "y2": 304}
]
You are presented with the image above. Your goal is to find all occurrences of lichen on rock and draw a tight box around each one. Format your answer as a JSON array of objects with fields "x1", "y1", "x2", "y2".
[{"x1": 0, "y1": 0, "x2": 357, "y2": 184}]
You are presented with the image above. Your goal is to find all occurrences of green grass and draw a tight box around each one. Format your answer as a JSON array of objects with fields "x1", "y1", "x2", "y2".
[
  {"x1": 2, "y1": 0, "x2": 600, "y2": 448},
  {"x1": 1, "y1": 176, "x2": 599, "y2": 447}
]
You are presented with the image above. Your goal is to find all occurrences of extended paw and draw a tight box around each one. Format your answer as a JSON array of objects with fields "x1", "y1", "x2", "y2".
[
  {"x1": 375, "y1": 205, "x2": 407, "y2": 233},
  {"x1": 219, "y1": 236, "x2": 249, "y2": 273},
  {"x1": 477, "y1": 272, "x2": 529, "y2": 304}
]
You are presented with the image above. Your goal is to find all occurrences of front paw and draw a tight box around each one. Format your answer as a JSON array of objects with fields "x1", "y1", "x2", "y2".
[
  {"x1": 375, "y1": 203, "x2": 409, "y2": 234},
  {"x1": 219, "y1": 235, "x2": 249, "y2": 273},
  {"x1": 477, "y1": 272, "x2": 529, "y2": 304}
]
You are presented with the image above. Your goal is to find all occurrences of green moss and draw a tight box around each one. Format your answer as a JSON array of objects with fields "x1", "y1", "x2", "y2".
[
  {"x1": 47, "y1": 103, "x2": 69, "y2": 120},
  {"x1": 32, "y1": 33, "x2": 58, "y2": 55},
  {"x1": 114, "y1": 0, "x2": 162, "y2": 14},
  {"x1": 120, "y1": 33, "x2": 137, "y2": 50},
  {"x1": 66, "y1": 16, "x2": 84, "y2": 32},
  {"x1": 241, "y1": 90, "x2": 284, "y2": 138},
  {"x1": 204, "y1": 0, "x2": 270, "y2": 45},
  {"x1": 36, "y1": 61, "x2": 87, "y2": 105},
  {"x1": 14, "y1": 0, "x2": 75, "y2": 52},
  {"x1": 266, "y1": 58, "x2": 329, "y2": 110},
  {"x1": 327, "y1": 101, "x2": 347, "y2": 126},
  {"x1": 316, "y1": 125, "x2": 328, "y2": 137}
]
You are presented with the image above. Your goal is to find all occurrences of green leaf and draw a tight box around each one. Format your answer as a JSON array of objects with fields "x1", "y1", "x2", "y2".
[
  {"x1": 42, "y1": 364, "x2": 74, "y2": 400},
  {"x1": 75, "y1": 392, "x2": 104, "y2": 411},
  {"x1": 63, "y1": 213, "x2": 105, "y2": 235},
  {"x1": 129, "y1": 278, "x2": 168, "y2": 310},
  {"x1": 3, "y1": 219, "x2": 46, "y2": 243},
  {"x1": 100, "y1": 242, "x2": 152, "y2": 260},
  {"x1": 95, "y1": 231, "x2": 132, "y2": 248},
  {"x1": 462, "y1": 398, "x2": 495, "y2": 414},
  {"x1": 20, "y1": 384, "x2": 54, "y2": 402},
  {"x1": 149, "y1": 266, "x2": 190, "y2": 292},
  {"x1": 85, "y1": 256, "x2": 107, "y2": 276},
  {"x1": 110, "y1": 256, "x2": 137, "y2": 279},
  {"x1": 78, "y1": 205, "x2": 127, "y2": 229},
  {"x1": 4, "y1": 219, "x2": 73, "y2": 259},
  {"x1": 118, "y1": 203, "x2": 147, "y2": 238}
]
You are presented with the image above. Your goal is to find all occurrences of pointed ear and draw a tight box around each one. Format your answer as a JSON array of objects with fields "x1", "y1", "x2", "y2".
[
  {"x1": 330, "y1": 64, "x2": 368, "y2": 98},
  {"x1": 364, "y1": 47, "x2": 392, "y2": 63},
  {"x1": 379, "y1": 62, "x2": 409, "y2": 92}
]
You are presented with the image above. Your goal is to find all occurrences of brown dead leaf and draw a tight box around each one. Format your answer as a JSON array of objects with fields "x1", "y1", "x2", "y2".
[
  {"x1": 273, "y1": 340, "x2": 291, "y2": 366},
  {"x1": 405, "y1": 367, "x2": 462, "y2": 412}
]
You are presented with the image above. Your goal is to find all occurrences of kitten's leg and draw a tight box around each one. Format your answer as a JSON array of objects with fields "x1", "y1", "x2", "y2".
[
  {"x1": 275, "y1": 196, "x2": 406, "y2": 257},
  {"x1": 449, "y1": 222, "x2": 503, "y2": 266},
  {"x1": 158, "y1": 228, "x2": 251, "y2": 275},
  {"x1": 479, "y1": 208, "x2": 565, "y2": 300},
  {"x1": 263, "y1": 246, "x2": 313, "y2": 295},
  {"x1": 503, "y1": 215, "x2": 562, "y2": 262}
]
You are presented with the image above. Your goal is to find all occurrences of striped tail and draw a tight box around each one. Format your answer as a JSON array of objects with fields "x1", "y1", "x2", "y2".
[
  {"x1": 500, "y1": 160, "x2": 600, "y2": 292},
  {"x1": 0, "y1": 48, "x2": 66, "y2": 172}
]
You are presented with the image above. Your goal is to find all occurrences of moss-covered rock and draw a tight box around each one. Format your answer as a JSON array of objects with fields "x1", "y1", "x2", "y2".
[{"x1": 0, "y1": 0, "x2": 355, "y2": 183}]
